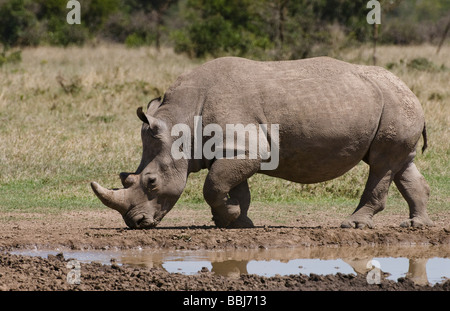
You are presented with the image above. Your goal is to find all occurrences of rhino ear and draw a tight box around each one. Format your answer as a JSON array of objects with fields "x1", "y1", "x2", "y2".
[
  {"x1": 136, "y1": 107, "x2": 167, "y2": 139},
  {"x1": 137, "y1": 96, "x2": 162, "y2": 123},
  {"x1": 137, "y1": 107, "x2": 149, "y2": 124},
  {"x1": 146, "y1": 96, "x2": 162, "y2": 116}
]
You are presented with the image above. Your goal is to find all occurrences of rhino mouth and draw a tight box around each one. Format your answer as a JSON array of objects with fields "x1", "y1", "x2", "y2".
[
  {"x1": 123, "y1": 207, "x2": 159, "y2": 229},
  {"x1": 125, "y1": 214, "x2": 159, "y2": 229}
]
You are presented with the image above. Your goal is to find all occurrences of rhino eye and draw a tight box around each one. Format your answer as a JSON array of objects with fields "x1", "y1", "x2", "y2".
[{"x1": 147, "y1": 176, "x2": 157, "y2": 190}]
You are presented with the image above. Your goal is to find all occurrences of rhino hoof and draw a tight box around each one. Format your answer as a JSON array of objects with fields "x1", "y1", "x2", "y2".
[
  {"x1": 400, "y1": 217, "x2": 434, "y2": 228},
  {"x1": 212, "y1": 203, "x2": 241, "y2": 228},
  {"x1": 340, "y1": 218, "x2": 373, "y2": 229},
  {"x1": 228, "y1": 216, "x2": 255, "y2": 229},
  {"x1": 212, "y1": 216, "x2": 230, "y2": 228}
]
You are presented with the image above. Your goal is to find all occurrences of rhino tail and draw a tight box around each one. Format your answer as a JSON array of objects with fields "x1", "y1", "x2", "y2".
[{"x1": 421, "y1": 122, "x2": 428, "y2": 154}]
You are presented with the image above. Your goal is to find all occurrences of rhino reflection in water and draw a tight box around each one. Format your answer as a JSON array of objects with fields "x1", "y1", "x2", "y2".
[
  {"x1": 91, "y1": 57, "x2": 433, "y2": 229},
  {"x1": 344, "y1": 258, "x2": 430, "y2": 286},
  {"x1": 118, "y1": 247, "x2": 434, "y2": 285}
]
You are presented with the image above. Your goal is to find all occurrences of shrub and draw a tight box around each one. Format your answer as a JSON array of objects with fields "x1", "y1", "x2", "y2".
[
  {"x1": 125, "y1": 33, "x2": 147, "y2": 48},
  {"x1": 407, "y1": 57, "x2": 445, "y2": 72},
  {"x1": 46, "y1": 21, "x2": 89, "y2": 46},
  {"x1": 0, "y1": 0, "x2": 38, "y2": 49}
]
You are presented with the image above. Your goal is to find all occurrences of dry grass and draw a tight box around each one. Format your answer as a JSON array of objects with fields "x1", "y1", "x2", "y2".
[
  {"x1": 0, "y1": 45, "x2": 198, "y2": 182},
  {"x1": 0, "y1": 44, "x2": 448, "y2": 223}
]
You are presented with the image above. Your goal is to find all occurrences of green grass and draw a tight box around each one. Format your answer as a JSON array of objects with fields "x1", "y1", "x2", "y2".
[
  {"x1": 0, "y1": 178, "x2": 98, "y2": 212},
  {"x1": 0, "y1": 44, "x2": 448, "y2": 221}
]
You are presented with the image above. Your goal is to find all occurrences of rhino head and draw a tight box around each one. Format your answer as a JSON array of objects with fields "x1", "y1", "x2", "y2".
[{"x1": 91, "y1": 97, "x2": 188, "y2": 229}]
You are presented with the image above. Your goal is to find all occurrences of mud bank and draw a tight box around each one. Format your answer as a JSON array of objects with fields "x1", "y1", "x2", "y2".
[
  {"x1": 1, "y1": 212, "x2": 449, "y2": 251},
  {"x1": 0, "y1": 211, "x2": 449, "y2": 291}
]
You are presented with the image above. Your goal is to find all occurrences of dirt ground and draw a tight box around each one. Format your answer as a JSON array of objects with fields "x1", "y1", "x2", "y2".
[{"x1": 0, "y1": 210, "x2": 449, "y2": 291}]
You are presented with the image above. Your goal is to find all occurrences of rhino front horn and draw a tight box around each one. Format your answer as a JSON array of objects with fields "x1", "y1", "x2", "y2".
[{"x1": 90, "y1": 182, "x2": 129, "y2": 216}]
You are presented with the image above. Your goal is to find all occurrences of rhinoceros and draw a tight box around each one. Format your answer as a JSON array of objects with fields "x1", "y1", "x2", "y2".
[{"x1": 91, "y1": 56, "x2": 433, "y2": 229}]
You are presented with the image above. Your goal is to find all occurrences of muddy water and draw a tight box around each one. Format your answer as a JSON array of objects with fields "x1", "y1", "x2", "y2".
[{"x1": 11, "y1": 245, "x2": 450, "y2": 285}]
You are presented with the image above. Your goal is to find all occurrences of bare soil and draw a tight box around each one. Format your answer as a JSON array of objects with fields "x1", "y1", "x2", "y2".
[{"x1": 0, "y1": 210, "x2": 449, "y2": 291}]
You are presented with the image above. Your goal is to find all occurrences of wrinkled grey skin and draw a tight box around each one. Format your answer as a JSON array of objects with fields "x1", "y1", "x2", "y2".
[{"x1": 91, "y1": 56, "x2": 433, "y2": 229}]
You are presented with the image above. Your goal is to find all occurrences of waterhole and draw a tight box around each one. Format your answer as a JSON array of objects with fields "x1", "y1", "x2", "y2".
[{"x1": 11, "y1": 244, "x2": 450, "y2": 285}]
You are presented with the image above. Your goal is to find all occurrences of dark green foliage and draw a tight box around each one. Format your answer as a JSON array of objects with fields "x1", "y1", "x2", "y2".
[
  {"x1": 174, "y1": 0, "x2": 257, "y2": 57},
  {"x1": 407, "y1": 57, "x2": 448, "y2": 72},
  {"x1": 0, "y1": 0, "x2": 449, "y2": 58},
  {"x1": 385, "y1": 57, "x2": 448, "y2": 73},
  {"x1": 83, "y1": 0, "x2": 120, "y2": 32},
  {"x1": 0, "y1": 0, "x2": 38, "y2": 49}
]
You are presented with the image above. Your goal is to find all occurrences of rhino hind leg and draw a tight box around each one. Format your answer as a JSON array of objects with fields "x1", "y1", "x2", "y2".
[
  {"x1": 203, "y1": 159, "x2": 259, "y2": 228},
  {"x1": 394, "y1": 162, "x2": 433, "y2": 228},
  {"x1": 341, "y1": 166, "x2": 394, "y2": 229}
]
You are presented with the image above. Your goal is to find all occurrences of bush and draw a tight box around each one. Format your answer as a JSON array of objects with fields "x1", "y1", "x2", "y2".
[
  {"x1": 0, "y1": 0, "x2": 38, "y2": 49},
  {"x1": 125, "y1": 33, "x2": 147, "y2": 48},
  {"x1": 83, "y1": 0, "x2": 120, "y2": 33},
  {"x1": 102, "y1": 11, "x2": 156, "y2": 47},
  {"x1": 47, "y1": 26, "x2": 87, "y2": 47},
  {"x1": 46, "y1": 19, "x2": 89, "y2": 47},
  {"x1": 172, "y1": 0, "x2": 263, "y2": 58},
  {"x1": 100, "y1": 12, "x2": 130, "y2": 42},
  {"x1": 407, "y1": 57, "x2": 447, "y2": 72}
]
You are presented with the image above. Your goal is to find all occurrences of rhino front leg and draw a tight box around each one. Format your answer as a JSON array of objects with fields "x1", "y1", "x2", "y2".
[
  {"x1": 227, "y1": 180, "x2": 254, "y2": 228},
  {"x1": 395, "y1": 162, "x2": 433, "y2": 227},
  {"x1": 203, "y1": 159, "x2": 259, "y2": 228}
]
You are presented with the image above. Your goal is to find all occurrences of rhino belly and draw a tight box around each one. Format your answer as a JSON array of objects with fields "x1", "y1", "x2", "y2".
[{"x1": 264, "y1": 132, "x2": 373, "y2": 183}]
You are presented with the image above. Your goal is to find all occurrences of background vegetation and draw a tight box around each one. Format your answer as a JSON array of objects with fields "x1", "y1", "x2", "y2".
[
  {"x1": 0, "y1": 0, "x2": 449, "y2": 58},
  {"x1": 0, "y1": 0, "x2": 448, "y2": 225}
]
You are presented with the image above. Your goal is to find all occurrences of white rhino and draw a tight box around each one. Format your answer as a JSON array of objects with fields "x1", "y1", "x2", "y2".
[{"x1": 91, "y1": 57, "x2": 433, "y2": 229}]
